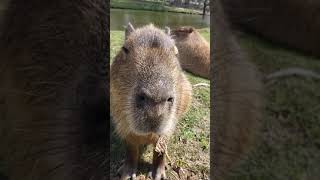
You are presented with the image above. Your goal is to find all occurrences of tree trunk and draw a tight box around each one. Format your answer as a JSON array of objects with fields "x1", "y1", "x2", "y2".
[{"x1": 203, "y1": 0, "x2": 208, "y2": 18}]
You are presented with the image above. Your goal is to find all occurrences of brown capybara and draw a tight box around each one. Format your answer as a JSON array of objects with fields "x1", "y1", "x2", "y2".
[
  {"x1": 0, "y1": 0, "x2": 109, "y2": 180},
  {"x1": 212, "y1": 0, "x2": 263, "y2": 179},
  {"x1": 220, "y1": 0, "x2": 320, "y2": 57},
  {"x1": 171, "y1": 26, "x2": 210, "y2": 79},
  {"x1": 110, "y1": 23, "x2": 192, "y2": 180}
]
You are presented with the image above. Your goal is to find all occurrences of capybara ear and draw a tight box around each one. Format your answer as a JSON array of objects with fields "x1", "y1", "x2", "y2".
[
  {"x1": 125, "y1": 22, "x2": 135, "y2": 40},
  {"x1": 122, "y1": 46, "x2": 129, "y2": 54},
  {"x1": 174, "y1": 26, "x2": 194, "y2": 35},
  {"x1": 165, "y1": 26, "x2": 171, "y2": 35},
  {"x1": 187, "y1": 27, "x2": 194, "y2": 33}
]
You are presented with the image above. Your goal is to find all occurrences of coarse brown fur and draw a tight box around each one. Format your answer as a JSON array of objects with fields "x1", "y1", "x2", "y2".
[
  {"x1": 212, "y1": 0, "x2": 263, "y2": 179},
  {"x1": 110, "y1": 24, "x2": 192, "y2": 179},
  {"x1": 220, "y1": 0, "x2": 320, "y2": 57},
  {"x1": 0, "y1": 0, "x2": 109, "y2": 180},
  {"x1": 172, "y1": 26, "x2": 210, "y2": 79}
]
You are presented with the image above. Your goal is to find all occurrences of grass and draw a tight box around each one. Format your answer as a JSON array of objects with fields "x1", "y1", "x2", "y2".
[
  {"x1": 110, "y1": 27, "x2": 210, "y2": 179},
  {"x1": 227, "y1": 33, "x2": 320, "y2": 180},
  {"x1": 111, "y1": 0, "x2": 202, "y2": 15}
]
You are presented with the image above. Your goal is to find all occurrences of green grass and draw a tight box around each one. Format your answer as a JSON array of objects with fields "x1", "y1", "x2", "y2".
[
  {"x1": 228, "y1": 33, "x2": 320, "y2": 180},
  {"x1": 110, "y1": 28, "x2": 210, "y2": 179},
  {"x1": 111, "y1": 0, "x2": 202, "y2": 14}
]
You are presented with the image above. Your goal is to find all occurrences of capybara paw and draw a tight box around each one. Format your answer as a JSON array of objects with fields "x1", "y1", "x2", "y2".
[
  {"x1": 147, "y1": 167, "x2": 167, "y2": 180},
  {"x1": 117, "y1": 163, "x2": 137, "y2": 180}
]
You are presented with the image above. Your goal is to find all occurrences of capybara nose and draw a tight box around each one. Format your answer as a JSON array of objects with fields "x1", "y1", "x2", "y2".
[
  {"x1": 136, "y1": 92, "x2": 174, "y2": 108},
  {"x1": 136, "y1": 83, "x2": 174, "y2": 105},
  {"x1": 136, "y1": 92, "x2": 174, "y2": 107}
]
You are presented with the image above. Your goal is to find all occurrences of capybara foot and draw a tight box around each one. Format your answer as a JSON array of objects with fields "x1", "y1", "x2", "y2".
[
  {"x1": 147, "y1": 166, "x2": 167, "y2": 180},
  {"x1": 117, "y1": 162, "x2": 137, "y2": 180}
]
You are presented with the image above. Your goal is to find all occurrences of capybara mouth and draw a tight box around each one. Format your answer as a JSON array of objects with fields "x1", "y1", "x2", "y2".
[{"x1": 147, "y1": 119, "x2": 163, "y2": 132}]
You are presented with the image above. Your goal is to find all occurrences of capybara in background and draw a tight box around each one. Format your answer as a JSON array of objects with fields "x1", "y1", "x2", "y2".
[
  {"x1": 110, "y1": 23, "x2": 192, "y2": 180},
  {"x1": 172, "y1": 26, "x2": 210, "y2": 79},
  {"x1": 212, "y1": 0, "x2": 263, "y2": 179},
  {"x1": 0, "y1": 0, "x2": 109, "y2": 180}
]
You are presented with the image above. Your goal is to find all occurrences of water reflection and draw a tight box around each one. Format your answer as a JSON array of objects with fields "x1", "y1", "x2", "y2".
[{"x1": 111, "y1": 8, "x2": 210, "y2": 30}]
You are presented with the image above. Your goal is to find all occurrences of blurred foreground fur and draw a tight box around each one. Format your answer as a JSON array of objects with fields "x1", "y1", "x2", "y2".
[
  {"x1": 212, "y1": 0, "x2": 263, "y2": 179},
  {"x1": 0, "y1": 0, "x2": 109, "y2": 179}
]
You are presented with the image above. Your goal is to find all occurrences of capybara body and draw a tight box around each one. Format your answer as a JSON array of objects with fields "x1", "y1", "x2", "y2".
[
  {"x1": 0, "y1": 0, "x2": 109, "y2": 180},
  {"x1": 111, "y1": 24, "x2": 192, "y2": 179},
  {"x1": 172, "y1": 27, "x2": 210, "y2": 79},
  {"x1": 220, "y1": 0, "x2": 320, "y2": 57},
  {"x1": 212, "y1": 1, "x2": 263, "y2": 179}
]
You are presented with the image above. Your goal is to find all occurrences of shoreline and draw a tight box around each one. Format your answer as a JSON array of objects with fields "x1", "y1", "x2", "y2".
[{"x1": 111, "y1": 0, "x2": 209, "y2": 15}]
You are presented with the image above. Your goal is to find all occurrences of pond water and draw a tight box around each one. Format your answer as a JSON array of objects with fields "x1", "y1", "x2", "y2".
[{"x1": 111, "y1": 8, "x2": 210, "y2": 31}]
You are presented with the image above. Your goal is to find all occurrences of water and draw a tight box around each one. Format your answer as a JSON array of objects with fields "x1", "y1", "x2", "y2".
[{"x1": 110, "y1": 8, "x2": 210, "y2": 31}]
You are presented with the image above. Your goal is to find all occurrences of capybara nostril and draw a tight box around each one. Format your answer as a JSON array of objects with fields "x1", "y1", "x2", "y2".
[{"x1": 167, "y1": 97, "x2": 174, "y2": 103}]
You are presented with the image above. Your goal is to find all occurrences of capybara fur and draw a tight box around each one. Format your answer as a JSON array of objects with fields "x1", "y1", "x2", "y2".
[
  {"x1": 110, "y1": 23, "x2": 192, "y2": 180},
  {"x1": 0, "y1": 0, "x2": 109, "y2": 180},
  {"x1": 172, "y1": 26, "x2": 210, "y2": 79},
  {"x1": 220, "y1": 0, "x2": 320, "y2": 57},
  {"x1": 212, "y1": 0, "x2": 263, "y2": 179}
]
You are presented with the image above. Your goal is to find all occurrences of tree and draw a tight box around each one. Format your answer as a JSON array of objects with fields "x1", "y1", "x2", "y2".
[{"x1": 202, "y1": 0, "x2": 209, "y2": 18}]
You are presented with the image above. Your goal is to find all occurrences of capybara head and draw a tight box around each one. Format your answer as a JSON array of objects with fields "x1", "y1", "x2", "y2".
[
  {"x1": 111, "y1": 23, "x2": 183, "y2": 137},
  {"x1": 171, "y1": 26, "x2": 195, "y2": 40}
]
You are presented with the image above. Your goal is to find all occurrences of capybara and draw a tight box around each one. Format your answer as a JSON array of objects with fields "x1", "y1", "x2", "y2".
[
  {"x1": 0, "y1": 0, "x2": 109, "y2": 180},
  {"x1": 212, "y1": 0, "x2": 263, "y2": 179},
  {"x1": 172, "y1": 26, "x2": 210, "y2": 79},
  {"x1": 110, "y1": 23, "x2": 192, "y2": 180}
]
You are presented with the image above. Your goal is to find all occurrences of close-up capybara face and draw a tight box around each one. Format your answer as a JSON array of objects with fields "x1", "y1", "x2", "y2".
[{"x1": 111, "y1": 24, "x2": 182, "y2": 136}]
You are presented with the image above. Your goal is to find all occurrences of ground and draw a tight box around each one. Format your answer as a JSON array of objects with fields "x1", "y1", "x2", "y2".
[{"x1": 110, "y1": 28, "x2": 211, "y2": 179}]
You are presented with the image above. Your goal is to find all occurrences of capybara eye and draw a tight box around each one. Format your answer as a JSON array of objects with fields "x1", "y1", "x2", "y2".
[
  {"x1": 138, "y1": 95, "x2": 145, "y2": 101},
  {"x1": 167, "y1": 97, "x2": 174, "y2": 103},
  {"x1": 136, "y1": 94, "x2": 147, "y2": 108},
  {"x1": 122, "y1": 46, "x2": 129, "y2": 54}
]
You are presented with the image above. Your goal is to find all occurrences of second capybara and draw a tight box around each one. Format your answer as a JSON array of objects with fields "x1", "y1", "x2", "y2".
[{"x1": 172, "y1": 26, "x2": 210, "y2": 79}]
